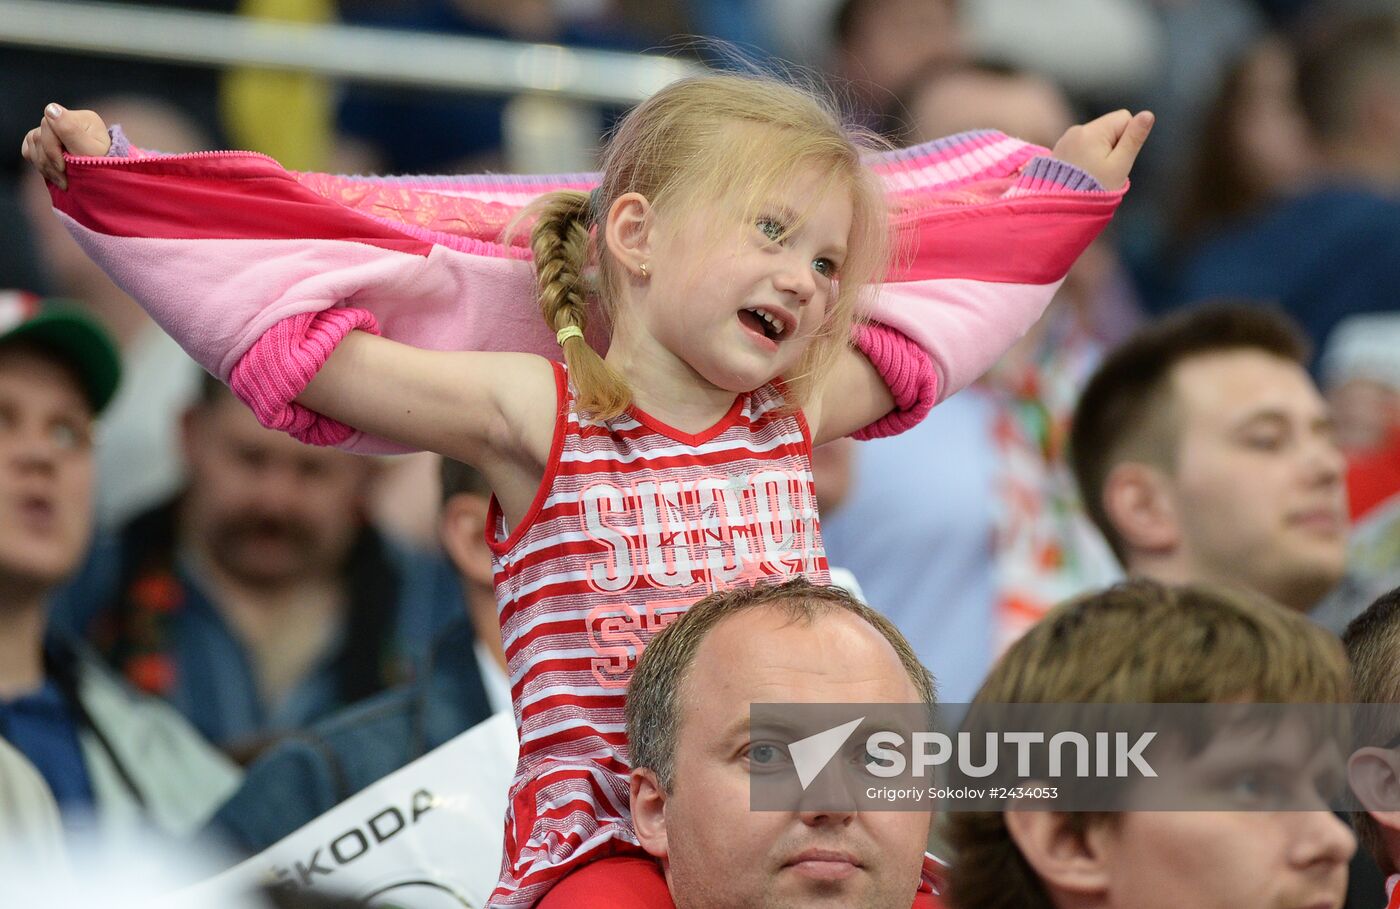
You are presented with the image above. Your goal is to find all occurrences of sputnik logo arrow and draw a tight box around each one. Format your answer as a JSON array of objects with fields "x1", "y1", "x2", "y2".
[{"x1": 790, "y1": 716, "x2": 866, "y2": 790}]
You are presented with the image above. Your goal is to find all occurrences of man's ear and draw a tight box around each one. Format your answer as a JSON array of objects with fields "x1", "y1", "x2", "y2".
[
  {"x1": 630, "y1": 767, "x2": 670, "y2": 860},
  {"x1": 1005, "y1": 809, "x2": 1112, "y2": 898},
  {"x1": 439, "y1": 493, "x2": 493, "y2": 588},
  {"x1": 603, "y1": 192, "x2": 654, "y2": 279},
  {"x1": 1102, "y1": 461, "x2": 1180, "y2": 555},
  {"x1": 1350, "y1": 747, "x2": 1400, "y2": 834}
]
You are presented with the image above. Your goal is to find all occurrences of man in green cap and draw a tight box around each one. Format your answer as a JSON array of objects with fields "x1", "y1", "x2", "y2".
[{"x1": 0, "y1": 289, "x2": 239, "y2": 848}]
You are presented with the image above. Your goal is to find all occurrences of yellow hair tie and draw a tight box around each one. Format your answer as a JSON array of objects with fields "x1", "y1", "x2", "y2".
[{"x1": 556, "y1": 325, "x2": 584, "y2": 346}]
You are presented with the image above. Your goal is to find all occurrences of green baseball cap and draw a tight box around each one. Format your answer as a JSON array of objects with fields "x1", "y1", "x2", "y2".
[{"x1": 0, "y1": 290, "x2": 121, "y2": 413}]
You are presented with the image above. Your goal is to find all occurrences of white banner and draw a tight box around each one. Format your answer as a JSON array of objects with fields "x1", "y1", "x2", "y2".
[{"x1": 179, "y1": 712, "x2": 518, "y2": 908}]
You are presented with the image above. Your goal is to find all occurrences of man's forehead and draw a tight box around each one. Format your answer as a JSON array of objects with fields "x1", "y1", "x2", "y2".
[
  {"x1": 685, "y1": 607, "x2": 920, "y2": 711},
  {"x1": 1169, "y1": 348, "x2": 1325, "y2": 424},
  {"x1": 0, "y1": 343, "x2": 93, "y2": 415}
]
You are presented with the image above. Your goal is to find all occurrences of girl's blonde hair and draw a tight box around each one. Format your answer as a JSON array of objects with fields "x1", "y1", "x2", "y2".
[{"x1": 526, "y1": 71, "x2": 890, "y2": 419}]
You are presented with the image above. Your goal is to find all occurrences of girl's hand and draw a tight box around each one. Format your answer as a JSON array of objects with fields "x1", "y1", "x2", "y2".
[
  {"x1": 1050, "y1": 109, "x2": 1154, "y2": 191},
  {"x1": 20, "y1": 104, "x2": 112, "y2": 191}
]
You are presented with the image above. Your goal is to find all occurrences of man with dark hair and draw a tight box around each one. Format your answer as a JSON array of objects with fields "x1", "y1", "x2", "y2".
[
  {"x1": 1069, "y1": 302, "x2": 1348, "y2": 613},
  {"x1": 947, "y1": 579, "x2": 1355, "y2": 909},
  {"x1": 542, "y1": 577, "x2": 945, "y2": 908},
  {"x1": 204, "y1": 458, "x2": 504, "y2": 854},
  {"x1": 1341, "y1": 585, "x2": 1400, "y2": 903},
  {"x1": 52, "y1": 375, "x2": 459, "y2": 761},
  {"x1": 0, "y1": 290, "x2": 238, "y2": 842},
  {"x1": 1177, "y1": 13, "x2": 1400, "y2": 352}
]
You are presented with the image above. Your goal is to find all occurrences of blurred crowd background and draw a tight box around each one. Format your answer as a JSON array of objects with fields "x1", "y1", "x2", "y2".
[{"x1": 3, "y1": 0, "x2": 1400, "y2": 901}]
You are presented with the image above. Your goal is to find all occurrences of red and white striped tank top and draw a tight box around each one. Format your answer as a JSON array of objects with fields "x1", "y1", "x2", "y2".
[{"x1": 485, "y1": 362, "x2": 830, "y2": 906}]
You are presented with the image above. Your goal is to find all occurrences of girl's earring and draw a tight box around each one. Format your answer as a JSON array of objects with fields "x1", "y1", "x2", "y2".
[{"x1": 638, "y1": 262, "x2": 650, "y2": 279}]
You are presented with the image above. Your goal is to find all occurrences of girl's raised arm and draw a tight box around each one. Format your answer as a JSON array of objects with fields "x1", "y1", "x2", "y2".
[
  {"x1": 23, "y1": 101, "x2": 557, "y2": 488},
  {"x1": 808, "y1": 109, "x2": 1154, "y2": 446},
  {"x1": 24, "y1": 104, "x2": 583, "y2": 462},
  {"x1": 22, "y1": 101, "x2": 557, "y2": 473},
  {"x1": 295, "y1": 333, "x2": 556, "y2": 473}
]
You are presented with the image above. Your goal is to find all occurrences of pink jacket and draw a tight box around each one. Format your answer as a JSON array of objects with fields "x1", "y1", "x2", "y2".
[{"x1": 49, "y1": 129, "x2": 1121, "y2": 452}]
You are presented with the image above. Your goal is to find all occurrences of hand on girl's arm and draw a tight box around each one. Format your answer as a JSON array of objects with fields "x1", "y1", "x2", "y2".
[
  {"x1": 1049, "y1": 109, "x2": 1155, "y2": 191},
  {"x1": 21, "y1": 104, "x2": 113, "y2": 191}
]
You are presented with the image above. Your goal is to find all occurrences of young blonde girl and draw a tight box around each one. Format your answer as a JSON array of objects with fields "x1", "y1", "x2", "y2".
[{"x1": 27, "y1": 72, "x2": 1149, "y2": 906}]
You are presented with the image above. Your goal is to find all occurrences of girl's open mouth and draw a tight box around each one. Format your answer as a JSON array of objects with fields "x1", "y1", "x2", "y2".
[{"x1": 739, "y1": 307, "x2": 785, "y2": 342}]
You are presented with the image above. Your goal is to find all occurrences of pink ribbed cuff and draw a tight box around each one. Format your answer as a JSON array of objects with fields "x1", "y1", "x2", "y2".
[
  {"x1": 851, "y1": 322, "x2": 939, "y2": 440},
  {"x1": 229, "y1": 307, "x2": 380, "y2": 447}
]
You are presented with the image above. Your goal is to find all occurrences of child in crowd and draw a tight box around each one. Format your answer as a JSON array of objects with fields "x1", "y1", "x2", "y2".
[{"x1": 25, "y1": 72, "x2": 1150, "y2": 905}]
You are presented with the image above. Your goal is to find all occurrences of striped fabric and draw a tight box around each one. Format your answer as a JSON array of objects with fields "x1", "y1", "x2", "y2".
[{"x1": 485, "y1": 363, "x2": 827, "y2": 906}]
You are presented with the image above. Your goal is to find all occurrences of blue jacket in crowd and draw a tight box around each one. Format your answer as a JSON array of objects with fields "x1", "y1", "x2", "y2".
[
  {"x1": 49, "y1": 499, "x2": 462, "y2": 753},
  {"x1": 201, "y1": 618, "x2": 495, "y2": 855},
  {"x1": 1176, "y1": 184, "x2": 1400, "y2": 353}
]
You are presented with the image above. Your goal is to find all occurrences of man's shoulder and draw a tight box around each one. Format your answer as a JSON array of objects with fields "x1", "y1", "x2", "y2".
[
  {"x1": 1177, "y1": 187, "x2": 1400, "y2": 322},
  {"x1": 1189, "y1": 187, "x2": 1400, "y2": 267},
  {"x1": 538, "y1": 856, "x2": 673, "y2": 909},
  {"x1": 65, "y1": 642, "x2": 222, "y2": 759},
  {"x1": 242, "y1": 684, "x2": 421, "y2": 796},
  {"x1": 365, "y1": 530, "x2": 465, "y2": 660},
  {"x1": 1235, "y1": 186, "x2": 1400, "y2": 232},
  {"x1": 207, "y1": 683, "x2": 420, "y2": 853},
  {"x1": 60, "y1": 642, "x2": 241, "y2": 834},
  {"x1": 289, "y1": 684, "x2": 420, "y2": 780}
]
